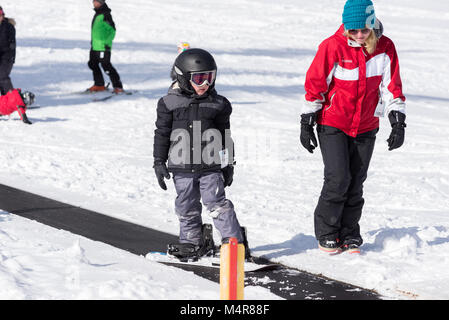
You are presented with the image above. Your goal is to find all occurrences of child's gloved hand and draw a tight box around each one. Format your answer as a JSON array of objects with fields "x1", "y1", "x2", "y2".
[
  {"x1": 153, "y1": 159, "x2": 170, "y2": 190},
  {"x1": 222, "y1": 165, "x2": 234, "y2": 187}
]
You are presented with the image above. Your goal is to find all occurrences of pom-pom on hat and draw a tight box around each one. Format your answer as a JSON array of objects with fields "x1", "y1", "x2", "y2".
[{"x1": 342, "y1": 0, "x2": 376, "y2": 30}]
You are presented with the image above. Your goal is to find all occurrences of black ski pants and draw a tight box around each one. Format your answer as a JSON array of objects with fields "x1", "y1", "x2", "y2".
[
  {"x1": 0, "y1": 56, "x2": 13, "y2": 95},
  {"x1": 314, "y1": 125, "x2": 378, "y2": 245},
  {"x1": 88, "y1": 49, "x2": 122, "y2": 89}
]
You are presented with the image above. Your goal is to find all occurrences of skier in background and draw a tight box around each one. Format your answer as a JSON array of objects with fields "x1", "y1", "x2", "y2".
[
  {"x1": 177, "y1": 42, "x2": 190, "y2": 54},
  {"x1": 0, "y1": 6, "x2": 16, "y2": 95},
  {"x1": 300, "y1": 0, "x2": 407, "y2": 254},
  {"x1": 153, "y1": 48, "x2": 248, "y2": 261},
  {"x1": 170, "y1": 42, "x2": 190, "y2": 81},
  {"x1": 87, "y1": 0, "x2": 124, "y2": 94}
]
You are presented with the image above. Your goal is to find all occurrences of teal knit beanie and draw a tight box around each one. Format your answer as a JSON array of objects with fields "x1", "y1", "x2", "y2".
[{"x1": 342, "y1": 0, "x2": 376, "y2": 30}]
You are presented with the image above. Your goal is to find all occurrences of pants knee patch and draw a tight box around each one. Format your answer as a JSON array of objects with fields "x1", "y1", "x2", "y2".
[{"x1": 207, "y1": 199, "x2": 234, "y2": 218}]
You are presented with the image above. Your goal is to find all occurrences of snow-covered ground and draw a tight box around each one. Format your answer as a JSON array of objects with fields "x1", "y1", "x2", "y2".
[{"x1": 0, "y1": 0, "x2": 449, "y2": 299}]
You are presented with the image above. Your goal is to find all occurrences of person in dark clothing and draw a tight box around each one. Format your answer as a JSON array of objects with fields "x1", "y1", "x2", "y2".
[
  {"x1": 153, "y1": 48, "x2": 245, "y2": 261},
  {"x1": 301, "y1": 0, "x2": 407, "y2": 254},
  {"x1": 87, "y1": 0, "x2": 123, "y2": 93},
  {"x1": 0, "y1": 6, "x2": 16, "y2": 95}
]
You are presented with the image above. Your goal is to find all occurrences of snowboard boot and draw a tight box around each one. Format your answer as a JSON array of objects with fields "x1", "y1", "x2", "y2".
[
  {"x1": 167, "y1": 224, "x2": 216, "y2": 262},
  {"x1": 221, "y1": 226, "x2": 252, "y2": 261},
  {"x1": 318, "y1": 238, "x2": 341, "y2": 254},
  {"x1": 340, "y1": 239, "x2": 362, "y2": 254},
  {"x1": 240, "y1": 226, "x2": 252, "y2": 261}
]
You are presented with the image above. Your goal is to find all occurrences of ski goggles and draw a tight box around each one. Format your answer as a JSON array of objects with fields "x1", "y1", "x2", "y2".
[
  {"x1": 348, "y1": 28, "x2": 372, "y2": 35},
  {"x1": 190, "y1": 70, "x2": 216, "y2": 87}
]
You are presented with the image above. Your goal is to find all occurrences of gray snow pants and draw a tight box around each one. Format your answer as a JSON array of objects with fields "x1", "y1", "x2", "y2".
[{"x1": 173, "y1": 171, "x2": 243, "y2": 245}]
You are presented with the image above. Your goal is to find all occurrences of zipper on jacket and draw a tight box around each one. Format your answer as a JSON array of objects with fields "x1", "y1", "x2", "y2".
[
  {"x1": 191, "y1": 102, "x2": 200, "y2": 171},
  {"x1": 325, "y1": 92, "x2": 336, "y2": 112}
]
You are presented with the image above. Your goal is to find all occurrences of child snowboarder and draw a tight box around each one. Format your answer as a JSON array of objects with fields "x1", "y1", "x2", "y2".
[
  {"x1": 153, "y1": 48, "x2": 247, "y2": 261},
  {"x1": 87, "y1": 0, "x2": 123, "y2": 94},
  {"x1": 0, "y1": 6, "x2": 16, "y2": 95},
  {"x1": 0, "y1": 88, "x2": 34, "y2": 124}
]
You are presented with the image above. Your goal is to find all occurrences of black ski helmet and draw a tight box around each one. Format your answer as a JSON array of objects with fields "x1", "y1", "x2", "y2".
[{"x1": 173, "y1": 48, "x2": 217, "y2": 93}]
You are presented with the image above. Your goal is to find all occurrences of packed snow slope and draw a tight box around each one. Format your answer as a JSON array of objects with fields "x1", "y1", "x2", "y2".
[{"x1": 0, "y1": 0, "x2": 448, "y2": 299}]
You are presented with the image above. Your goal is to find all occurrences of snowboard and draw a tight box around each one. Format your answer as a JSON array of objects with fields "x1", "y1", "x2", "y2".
[{"x1": 146, "y1": 251, "x2": 280, "y2": 273}]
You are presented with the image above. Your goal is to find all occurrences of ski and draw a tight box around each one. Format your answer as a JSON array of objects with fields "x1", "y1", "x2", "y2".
[
  {"x1": 76, "y1": 89, "x2": 111, "y2": 95},
  {"x1": 92, "y1": 90, "x2": 137, "y2": 102},
  {"x1": 26, "y1": 105, "x2": 42, "y2": 110}
]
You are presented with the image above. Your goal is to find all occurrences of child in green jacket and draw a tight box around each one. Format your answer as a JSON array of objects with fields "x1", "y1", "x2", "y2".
[{"x1": 87, "y1": 0, "x2": 123, "y2": 93}]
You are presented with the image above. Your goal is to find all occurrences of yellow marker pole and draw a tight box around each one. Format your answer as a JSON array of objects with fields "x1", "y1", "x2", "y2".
[{"x1": 220, "y1": 237, "x2": 245, "y2": 300}]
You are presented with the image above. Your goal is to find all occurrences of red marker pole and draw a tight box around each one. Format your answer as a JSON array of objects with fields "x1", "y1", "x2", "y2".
[{"x1": 220, "y1": 237, "x2": 244, "y2": 300}]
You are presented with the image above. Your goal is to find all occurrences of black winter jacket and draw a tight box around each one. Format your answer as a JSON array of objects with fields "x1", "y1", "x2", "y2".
[
  {"x1": 153, "y1": 83, "x2": 234, "y2": 174},
  {"x1": 0, "y1": 18, "x2": 16, "y2": 63}
]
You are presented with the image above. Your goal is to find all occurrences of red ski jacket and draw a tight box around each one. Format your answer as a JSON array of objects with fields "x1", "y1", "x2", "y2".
[
  {"x1": 303, "y1": 24, "x2": 406, "y2": 137},
  {"x1": 0, "y1": 89, "x2": 25, "y2": 116}
]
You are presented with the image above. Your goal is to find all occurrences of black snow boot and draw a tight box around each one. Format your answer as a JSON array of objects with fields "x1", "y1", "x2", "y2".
[
  {"x1": 167, "y1": 224, "x2": 216, "y2": 262},
  {"x1": 318, "y1": 238, "x2": 341, "y2": 254},
  {"x1": 240, "y1": 226, "x2": 251, "y2": 261},
  {"x1": 221, "y1": 227, "x2": 252, "y2": 261}
]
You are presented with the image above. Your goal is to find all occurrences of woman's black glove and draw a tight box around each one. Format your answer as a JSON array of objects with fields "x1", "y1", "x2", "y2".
[
  {"x1": 387, "y1": 111, "x2": 406, "y2": 151},
  {"x1": 153, "y1": 159, "x2": 170, "y2": 190},
  {"x1": 300, "y1": 112, "x2": 318, "y2": 153}
]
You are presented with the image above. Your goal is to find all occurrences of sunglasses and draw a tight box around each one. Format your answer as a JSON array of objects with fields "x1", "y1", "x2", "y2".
[
  {"x1": 190, "y1": 70, "x2": 216, "y2": 87},
  {"x1": 348, "y1": 28, "x2": 372, "y2": 35}
]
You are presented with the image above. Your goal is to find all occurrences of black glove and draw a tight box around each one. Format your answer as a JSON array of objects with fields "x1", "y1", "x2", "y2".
[
  {"x1": 300, "y1": 113, "x2": 318, "y2": 153},
  {"x1": 153, "y1": 159, "x2": 170, "y2": 190},
  {"x1": 387, "y1": 111, "x2": 406, "y2": 151},
  {"x1": 222, "y1": 165, "x2": 234, "y2": 187}
]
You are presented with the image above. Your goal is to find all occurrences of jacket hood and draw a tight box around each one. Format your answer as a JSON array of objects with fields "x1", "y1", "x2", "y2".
[
  {"x1": 94, "y1": 4, "x2": 111, "y2": 15},
  {"x1": 0, "y1": 17, "x2": 15, "y2": 27},
  {"x1": 6, "y1": 17, "x2": 15, "y2": 26}
]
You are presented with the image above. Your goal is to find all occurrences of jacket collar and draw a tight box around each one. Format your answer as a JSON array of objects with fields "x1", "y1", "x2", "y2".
[
  {"x1": 335, "y1": 24, "x2": 362, "y2": 48},
  {"x1": 168, "y1": 82, "x2": 217, "y2": 100}
]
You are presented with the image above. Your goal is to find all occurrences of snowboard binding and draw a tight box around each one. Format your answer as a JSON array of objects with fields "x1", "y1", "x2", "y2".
[{"x1": 167, "y1": 224, "x2": 216, "y2": 262}]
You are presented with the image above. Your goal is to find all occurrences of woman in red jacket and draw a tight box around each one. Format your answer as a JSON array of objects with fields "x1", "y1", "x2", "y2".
[{"x1": 300, "y1": 0, "x2": 407, "y2": 254}]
